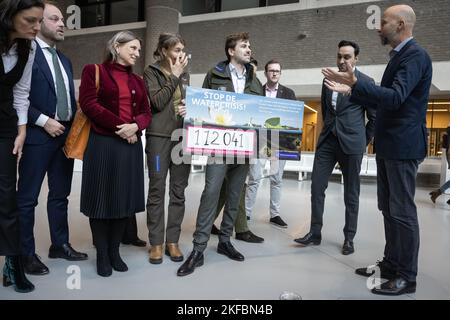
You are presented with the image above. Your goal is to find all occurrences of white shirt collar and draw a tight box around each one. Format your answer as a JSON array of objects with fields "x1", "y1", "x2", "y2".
[
  {"x1": 1, "y1": 43, "x2": 17, "y2": 57},
  {"x1": 266, "y1": 83, "x2": 279, "y2": 91},
  {"x1": 394, "y1": 37, "x2": 413, "y2": 53},
  {"x1": 228, "y1": 62, "x2": 246, "y2": 78},
  {"x1": 36, "y1": 36, "x2": 55, "y2": 50}
]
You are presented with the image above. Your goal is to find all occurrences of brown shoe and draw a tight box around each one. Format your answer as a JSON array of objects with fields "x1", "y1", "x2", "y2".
[
  {"x1": 165, "y1": 243, "x2": 184, "y2": 262},
  {"x1": 148, "y1": 245, "x2": 163, "y2": 264}
]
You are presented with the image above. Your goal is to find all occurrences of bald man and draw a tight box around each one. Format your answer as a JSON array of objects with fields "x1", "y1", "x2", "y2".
[{"x1": 322, "y1": 4, "x2": 432, "y2": 296}]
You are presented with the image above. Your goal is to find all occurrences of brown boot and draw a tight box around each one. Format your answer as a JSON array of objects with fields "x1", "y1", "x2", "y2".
[
  {"x1": 430, "y1": 189, "x2": 442, "y2": 203},
  {"x1": 148, "y1": 245, "x2": 163, "y2": 264},
  {"x1": 165, "y1": 243, "x2": 184, "y2": 262}
]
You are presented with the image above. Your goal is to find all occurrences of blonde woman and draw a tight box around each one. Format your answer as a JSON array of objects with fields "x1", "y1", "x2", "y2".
[{"x1": 79, "y1": 31, "x2": 151, "y2": 277}]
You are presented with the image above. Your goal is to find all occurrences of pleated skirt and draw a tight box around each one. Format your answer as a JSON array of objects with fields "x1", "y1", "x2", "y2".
[{"x1": 80, "y1": 131, "x2": 145, "y2": 219}]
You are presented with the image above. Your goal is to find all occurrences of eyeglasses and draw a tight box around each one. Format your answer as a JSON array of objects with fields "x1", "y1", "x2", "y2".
[
  {"x1": 267, "y1": 70, "x2": 281, "y2": 74},
  {"x1": 45, "y1": 15, "x2": 64, "y2": 23}
]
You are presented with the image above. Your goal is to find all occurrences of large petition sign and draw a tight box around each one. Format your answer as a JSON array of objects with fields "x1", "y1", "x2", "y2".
[{"x1": 183, "y1": 87, "x2": 304, "y2": 160}]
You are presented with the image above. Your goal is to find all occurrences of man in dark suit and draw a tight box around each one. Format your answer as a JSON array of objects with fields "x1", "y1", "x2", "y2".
[
  {"x1": 17, "y1": 2, "x2": 87, "y2": 275},
  {"x1": 245, "y1": 59, "x2": 297, "y2": 228},
  {"x1": 322, "y1": 5, "x2": 432, "y2": 295},
  {"x1": 294, "y1": 40, "x2": 376, "y2": 255}
]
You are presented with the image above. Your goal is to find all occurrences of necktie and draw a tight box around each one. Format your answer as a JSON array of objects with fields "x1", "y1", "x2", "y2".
[{"x1": 47, "y1": 47, "x2": 69, "y2": 121}]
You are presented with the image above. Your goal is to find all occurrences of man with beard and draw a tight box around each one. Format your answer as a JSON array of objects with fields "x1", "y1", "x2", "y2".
[
  {"x1": 177, "y1": 32, "x2": 264, "y2": 277},
  {"x1": 322, "y1": 5, "x2": 432, "y2": 295},
  {"x1": 17, "y1": 1, "x2": 87, "y2": 276}
]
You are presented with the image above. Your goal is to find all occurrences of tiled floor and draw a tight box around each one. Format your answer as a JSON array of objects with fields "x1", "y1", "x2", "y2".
[{"x1": 1, "y1": 172, "x2": 449, "y2": 300}]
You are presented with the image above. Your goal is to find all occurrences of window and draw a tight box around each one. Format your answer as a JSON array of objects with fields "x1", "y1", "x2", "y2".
[
  {"x1": 182, "y1": 0, "x2": 218, "y2": 16},
  {"x1": 76, "y1": 0, "x2": 144, "y2": 28},
  {"x1": 427, "y1": 100, "x2": 450, "y2": 157},
  {"x1": 221, "y1": 0, "x2": 261, "y2": 11},
  {"x1": 182, "y1": 0, "x2": 298, "y2": 16},
  {"x1": 266, "y1": 0, "x2": 298, "y2": 5}
]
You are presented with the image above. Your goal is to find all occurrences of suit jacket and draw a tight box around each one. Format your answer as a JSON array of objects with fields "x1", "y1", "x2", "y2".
[
  {"x1": 351, "y1": 39, "x2": 432, "y2": 160},
  {"x1": 263, "y1": 83, "x2": 296, "y2": 101},
  {"x1": 26, "y1": 43, "x2": 77, "y2": 145},
  {"x1": 317, "y1": 69, "x2": 376, "y2": 155}
]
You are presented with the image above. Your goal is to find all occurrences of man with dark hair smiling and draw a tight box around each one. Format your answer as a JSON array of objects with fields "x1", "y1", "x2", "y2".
[
  {"x1": 294, "y1": 40, "x2": 376, "y2": 256},
  {"x1": 177, "y1": 32, "x2": 263, "y2": 277}
]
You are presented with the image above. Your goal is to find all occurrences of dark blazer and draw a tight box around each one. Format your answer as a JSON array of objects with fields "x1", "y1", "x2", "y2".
[
  {"x1": 79, "y1": 62, "x2": 152, "y2": 137},
  {"x1": 264, "y1": 83, "x2": 296, "y2": 101},
  {"x1": 351, "y1": 39, "x2": 432, "y2": 160},
  {"x1": 317, "y1": 69, "x2": 376, "y2": 155},
  {"x1": 26, "y1": 44, "x2": 77, "y2": 145}
]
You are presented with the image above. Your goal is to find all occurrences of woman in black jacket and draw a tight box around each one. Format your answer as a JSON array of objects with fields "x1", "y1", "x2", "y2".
[{"x1": 0, "y1": 0, "x2": 44, "y2": 293}]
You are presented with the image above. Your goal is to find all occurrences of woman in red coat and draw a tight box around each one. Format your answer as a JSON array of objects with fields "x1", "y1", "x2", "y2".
[{"x1": 79, "y1": 31, "x2": 151, "y2": 277}]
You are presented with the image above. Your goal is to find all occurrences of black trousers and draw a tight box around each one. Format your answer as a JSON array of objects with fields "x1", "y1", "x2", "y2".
[
  {"x1": 310, "y1": 134, "x2": 363, "y2": 241},
  {"x1": 0, "y1": 138, "x2": 20, "y2": 255},
  {"x1": 376, "y1": 157, "x2": 420, "y2": 282}
]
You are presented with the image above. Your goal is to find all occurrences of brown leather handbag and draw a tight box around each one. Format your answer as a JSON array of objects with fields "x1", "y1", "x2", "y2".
[{"x1": 63, "y1": 64, "x2": 99, "y2": 160}]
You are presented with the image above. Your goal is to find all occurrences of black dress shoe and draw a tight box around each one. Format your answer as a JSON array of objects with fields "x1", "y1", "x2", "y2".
[
  {"x1": 177, "y1": 250, "x2": 204, "y2": 277},
  {"x1": 217, "y1": 241, "x2": 245, "y2": 261},
  {"x1": 22, "y1": 254, "x2": 49, "y2": 275},
  {"x1": 355, "y1": 260, "x2": 397, "y2": 280},
  {"x1": 371, "y1": 277, "x2": 416, "y2": 296},
  {"x1": 210, "y1": 224, "x2": 220, "y2": 235},
  {"x1": 48, "y1": 243, "x2": 88, "y2": 261},
  {"x1": 270, "y1": 216, "x2": 288, "y2": 228},
  {"x1": 122, "y1": 238, "x2": 147, "y2": 247},
  {"x1": 293, "y1": 232, "x2": 321, "y2": 246},
  {"x1": 342, "y1": 240, "x2": 354, "y2": 255},
  {"x1": 235, "y1": 230, "x2": 264, "y2": 243}
]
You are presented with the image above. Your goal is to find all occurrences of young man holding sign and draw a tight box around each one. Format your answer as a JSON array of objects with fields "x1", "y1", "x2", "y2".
[{"x1": 178, "y1": 32, "x2": 263, "y2": 277}]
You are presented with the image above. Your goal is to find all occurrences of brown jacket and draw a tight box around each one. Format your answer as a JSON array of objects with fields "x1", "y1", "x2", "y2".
[{"x1": 143, "y1": 64, "x2": 187, "y2": 138}]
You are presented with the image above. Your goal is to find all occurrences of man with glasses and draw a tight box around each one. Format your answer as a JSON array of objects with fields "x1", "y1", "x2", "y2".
[
  {"x1": 17, "y1": 2, "x2": 87, "y2": 276},
  {"x1": 245, "y1": 59, "x2": 296, "y2": 228}
]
